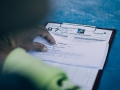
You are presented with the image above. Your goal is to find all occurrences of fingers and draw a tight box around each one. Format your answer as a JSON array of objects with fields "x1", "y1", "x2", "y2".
[
  {"x1": 32, "y1": 42, "x2": 48, "y2": 52},
  {"x1": 38, "y1": 26, "x2": 56, "y2": 44},
  {"x1": 41, "y1": 31, "x2": 56, "y2": 44},
  {"x1": 27, "y1": 42, "x2": 48, "y2": 52},
  {"x1": 8, "y1": 35, "x2": 17, "y2": 48},
  {"x1": 43, "y1": 33, "x2": 56, "y2": 44}
]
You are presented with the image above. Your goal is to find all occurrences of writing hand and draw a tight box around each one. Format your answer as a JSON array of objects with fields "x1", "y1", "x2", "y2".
[{"x1": 8, "y1": 25, "x2": 56, "y2": 52}]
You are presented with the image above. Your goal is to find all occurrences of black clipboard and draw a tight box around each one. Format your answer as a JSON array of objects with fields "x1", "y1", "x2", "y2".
[{"x1": 44, "y1": 22, "x2": 116, "y2": 90}]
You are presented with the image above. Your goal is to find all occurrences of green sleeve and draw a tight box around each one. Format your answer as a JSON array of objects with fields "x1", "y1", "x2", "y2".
[{"x1": 2, "y1": 48, "x2": 68, "y2": 90}]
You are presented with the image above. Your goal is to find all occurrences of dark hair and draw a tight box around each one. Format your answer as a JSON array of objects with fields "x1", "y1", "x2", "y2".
[{"x1": 0, "y1": 0, "x2": 49, "y2": 34}]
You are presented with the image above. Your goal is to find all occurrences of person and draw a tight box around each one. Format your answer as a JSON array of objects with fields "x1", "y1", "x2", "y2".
[{"x1": 0, "y1": 0, "x2": 81, "y2": 90}]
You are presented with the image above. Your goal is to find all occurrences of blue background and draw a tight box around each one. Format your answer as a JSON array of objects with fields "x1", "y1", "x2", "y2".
[{"x1": 41, "y1": 0, "x2": 120, "y2": 90}]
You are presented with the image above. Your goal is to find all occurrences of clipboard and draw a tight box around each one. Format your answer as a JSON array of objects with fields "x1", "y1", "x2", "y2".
[{"x1": 44, "y1": 22, "x2": 116, "y2": 90}]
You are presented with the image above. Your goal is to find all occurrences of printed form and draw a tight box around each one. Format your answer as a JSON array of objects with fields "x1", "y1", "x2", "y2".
[
  {"x1": 46, "y1": 22, "x2": 112, "y2": 43},
  {"x1": 44, "y1": 61, "x2": 99, "y2": 90},
  {"x1": 30, "y1": 33, "x2": 108, "y2": 68},
  {"x1": 28, "y1": 23, "x2": 113, "y2": 90}
]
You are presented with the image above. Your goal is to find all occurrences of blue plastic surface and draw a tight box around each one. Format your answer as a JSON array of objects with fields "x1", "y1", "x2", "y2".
[{"x1": 41, "y1": 0, "x2": 120, "y2": 90}]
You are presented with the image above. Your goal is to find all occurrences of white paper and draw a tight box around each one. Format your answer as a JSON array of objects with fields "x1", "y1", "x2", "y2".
[
  {"x1": 44, "y1": 61, "x2": 99, "y2": 90},
  {"x1": 29, "y1": 33, "x2": 108, "y2": 68}
]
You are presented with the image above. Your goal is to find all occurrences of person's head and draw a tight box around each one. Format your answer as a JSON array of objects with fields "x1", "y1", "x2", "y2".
[{"x1": 0, "y1": 0, "x2": 49, "y2": 34}]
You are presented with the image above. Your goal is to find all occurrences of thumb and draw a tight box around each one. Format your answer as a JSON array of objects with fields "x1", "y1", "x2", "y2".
[{"x1": 29, "y1": 42, "x2": 48, "y2": 52}]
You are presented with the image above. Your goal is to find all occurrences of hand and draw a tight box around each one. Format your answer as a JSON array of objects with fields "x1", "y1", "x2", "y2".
[{"x1": 8, "y1": 25, "x2": 56, "y2": 52}]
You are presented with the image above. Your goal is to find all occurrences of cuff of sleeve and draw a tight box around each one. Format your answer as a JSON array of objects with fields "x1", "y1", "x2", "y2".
[
  {"x1": 2, "y1": 47, "x2": 67, "y2": 90},
  {"x1": 2, "y1": 47, "x2": 45, "y2": 75},
  {"x1": 2, "y1": 48, "x2": 33, "y2": 73}
]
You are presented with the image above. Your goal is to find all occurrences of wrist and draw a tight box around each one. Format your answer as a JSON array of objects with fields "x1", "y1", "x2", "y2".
[{"x1": 2, "y1": 32, "x2": 13, "y2": 46}]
